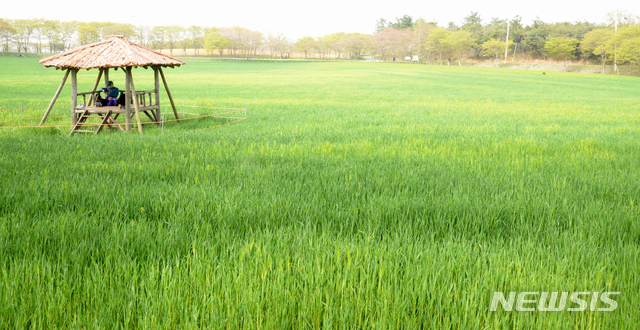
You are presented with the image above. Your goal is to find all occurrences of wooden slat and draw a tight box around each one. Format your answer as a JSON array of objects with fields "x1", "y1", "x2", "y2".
[{"x1": 74, "y1": 106, "x2": 126, "y2": 114}]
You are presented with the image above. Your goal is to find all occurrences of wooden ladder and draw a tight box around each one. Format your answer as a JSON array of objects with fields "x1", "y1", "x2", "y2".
[{"x1": 69, "y1": 110, "x2": 113, "y2": 136}]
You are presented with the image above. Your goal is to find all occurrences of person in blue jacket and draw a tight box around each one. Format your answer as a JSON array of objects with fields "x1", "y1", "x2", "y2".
[{"x1": 96, "y1": 81, "x2": 124, "y2": 107}]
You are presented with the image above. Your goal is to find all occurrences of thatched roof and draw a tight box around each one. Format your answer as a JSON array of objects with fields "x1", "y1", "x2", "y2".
[{"x1": 39, "y1": 35, "x2": 184, "y2": 70}]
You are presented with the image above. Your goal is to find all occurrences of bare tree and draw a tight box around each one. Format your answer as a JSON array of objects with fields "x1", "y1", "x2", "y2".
[
  {"x1": 187, "y1": 26, "x2": 203, "y2": 55},
  {"x1": 31, "y1": 18, "x2": 46, "y2": 53},
  {"x1": 605, "y1": 10, "x2": 637, "y2": 27},
  {"x1": 78, "y1": 23, "x2": 100, "y2": 45},
  {"x1": 149, "y1": 26, "x2": 165, "y2": 50},
  {"x1": 265, "y1": 32, "x2": 287, "y2": 58},
  {"x1": 321, "y1": 32, "x2": 346, "y2": 59},
  {"x1": 203, "y1": 31, "x2": 231, "y2": 58},
  {"x1": 343, "y1": 33, "x2": 371, "y2": 60},
  {"x1": 248, "y1": 30, "x2": 264, "y2": 56},
  {"x1": 133, "y1": 25, "x2": 150, "y2": 47},
  {"x1": 295, "y1": 36, "x2": 315, "y2": 58},
  {"x1": 103, "y1": 23, "x2": 136, "y2": 39},
  {"x1": 58, "y1": 21, "x2": 78, "y2": 51},
  {"x1": 43, "y1": 20, "x2": 60, "y2": 53},
  {"x1": 11, "y1": 19, "x2": 36, "y2": 53},
  {"x1": 0, "y1": 18, "x2": 16, "y2": 52},
  {"x1": 163, "y1": 25, "x2": 183, "y2": 55}
]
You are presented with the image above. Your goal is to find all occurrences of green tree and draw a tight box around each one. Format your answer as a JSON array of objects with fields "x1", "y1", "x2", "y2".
[
  {"x1": 57, "y1": 21, "x2": 78, "y2": 51},
  {"x1": 31, "y1": 18, "x2": 46, "y2": 53},
  {"x1": 390, "y1": 15, "x2": 413, "y2": 30},
  {"x1": 412, "y1": 19, "x2": 436, "y2": 63},
  {"x1": 426, "y1": 27, "x2": 452, "y2": 65},
  {"x1": 163, "y1": 25, "x2": 184, "y2": 55},
  {"x1": 544, "y1": 37, "x2": 578, "y2": 70},
  {"x1": 247, "y1": 30, "x2": 263, "y2": 57},
  {"x1": 482, "y1": 38, "x2": 513, "y2": 68},
  {"x1": 461, "y1": 11, "x2": 482, "y2": 31},
  {"x1": 343, "y1": 33, "x2": 371, "y2": 60},
  {"x1": 11, "y1": 19, "x2": 36, "y2": 53},
  {"x1": 265, "y1": 32, "x2": 287, "y2": 58},
  {"x1": 78, "y1": 23, "x2": 101, "y2": 45},
  {"x1": 149, "y1": 26, "x2": 166, "y2": 50},
  {"x1": 521, "y1": 18, "x2": 548, "y2": 58},
  {"x1": 314, "y1": 36, "x2": 328, "y2": 58},
  {"x1": 483, "y1": 17, "x2": 508, "y2": 41},
  {"x1": 133, "y1": 25, "x2": 150, "y2": 47},
  {"x1": 581, "y1": 29, "x2": 614, "y2": 73},
  {"x1": 507, "y1": 16, "x2": 525, "y2": 61},
  {"x1": 461, "y1": 12, "x2": 484, "y2": 57},
  {"x1": 295, "y1": 36, "x2": 316, "y2": 58},
  {"x1": 103, "y1": 23, "x2": 136, "y2": 39},
  {"x1": 446, "y1": 30, "x2": 476, "y2": 66},
  {"x1": 204, "y1": 31, "x2": 231, "y2": 59},
  {"x1": 611, "y1": 24, "x2": 640, "y2": 65},
  {"x1": 187, "y1": 26, "x2": 204, "y2": 55},
  {"x1": 323, "y1": 32, "x2": 346, "y2": 59},
  {"x1": 43, "y1": 20, "x2": 60, "y2": 53},
  {"x1": 605, "y1": 10, "x2": 637, "y2": 27},
  {"x1": 0, "y1": 18, "x2": 16, "y2": 52},
  {"x1": 375, "y1": 18, "x2": 388, "y2": 32}
]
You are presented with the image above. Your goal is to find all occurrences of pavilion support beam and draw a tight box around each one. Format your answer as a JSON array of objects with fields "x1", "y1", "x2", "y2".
[
  {"x1": 104, "y1": 68, "x2": 110, "y2": 88},
  {"x1": 40, "y1": 69, "x2": 70, "y2": 126},
  {"x1": 127, "y1": 67, "x2": 143, "y2": 134},
  {"x1": 159, "y1": 67, "x2": 180, "y2": 122},
  {"x1": 88, "y1": 69, "x2": 104, "y2": 106},
  {"x1": 125, "y1": 67, "x2": 131, "y2": 131},
  {"x1": 153, "y1": 66, "x2": 161, "y2": 122},
  {"x1": 71, "y1": 69, "x2": 79, "y2": 126}
]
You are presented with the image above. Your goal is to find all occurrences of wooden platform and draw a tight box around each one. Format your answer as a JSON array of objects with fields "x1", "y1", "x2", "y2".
[{"x1": 74, "y1": 106, "x2": 126, "y2": 114}]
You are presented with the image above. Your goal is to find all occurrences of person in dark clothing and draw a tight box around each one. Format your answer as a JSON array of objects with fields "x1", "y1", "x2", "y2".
[{"x1": 95, "y1": 81, "x2": 125, "y2": 107}]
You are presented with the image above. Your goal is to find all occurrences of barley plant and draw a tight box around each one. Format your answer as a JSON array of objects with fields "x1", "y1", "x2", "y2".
[{"x1": 0, "y1": 57, "x2": 639, "y2": 329}]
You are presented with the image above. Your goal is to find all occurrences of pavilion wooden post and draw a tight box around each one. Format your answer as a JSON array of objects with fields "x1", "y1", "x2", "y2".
[
  {"x1": 88, "y1": 69, "x2": 104, "y2": 106},
  {"x1": 40, "y1": 69, "x2": 70, "y2": 126},
  {"x1": 104, "y1": 68, "x2": 109, "y2": 88},
  {"x1": 158, "y1": 67, "x2": 180, "y2": 122},
  {"x1": 153, "y1": 66, "x2": 161, "y2": 122},
  {"x1": 71, "y1": 69, "x2": 79, "y2": 126},
  {"x1": 126, "y1": 67, "x2": 143, "y2": 134},
  {"x1": 125, "y1": 67, "x2": 131, "y2": 131}
]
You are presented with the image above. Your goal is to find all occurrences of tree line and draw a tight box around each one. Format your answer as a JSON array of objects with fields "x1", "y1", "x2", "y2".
[{"x1": 1, "y1": 11, "x2": 639, "y2": 70}]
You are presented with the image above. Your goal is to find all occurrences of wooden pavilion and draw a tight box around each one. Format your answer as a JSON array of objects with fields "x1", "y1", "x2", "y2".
[{"x1": 39, "y1": 35, "x2": 185, "y2": 135}]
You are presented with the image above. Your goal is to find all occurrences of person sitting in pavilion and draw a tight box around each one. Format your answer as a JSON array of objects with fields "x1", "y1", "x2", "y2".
[{"x1": 96, "y1": 81, "x2": 125, "y2": 107}]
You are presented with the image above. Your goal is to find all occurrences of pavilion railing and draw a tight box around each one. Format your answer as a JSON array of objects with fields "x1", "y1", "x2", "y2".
[{"x1": 76, "y1": 90, "x2": 159, "y2": 110}]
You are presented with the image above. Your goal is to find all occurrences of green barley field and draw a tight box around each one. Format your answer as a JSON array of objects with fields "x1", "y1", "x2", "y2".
[{"x1": 1, "y1": 56, "x2": 639, "y2": 329}]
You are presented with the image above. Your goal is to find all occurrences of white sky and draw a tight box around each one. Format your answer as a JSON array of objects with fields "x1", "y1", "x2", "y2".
[{"x1": 4, "y1": 0, "x2": 640, "y2": 40}]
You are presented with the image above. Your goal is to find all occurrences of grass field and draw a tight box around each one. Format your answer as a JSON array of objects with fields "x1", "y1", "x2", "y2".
[{"x1": 1, "y1": 57, "x2": 639, "y2": 328}]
